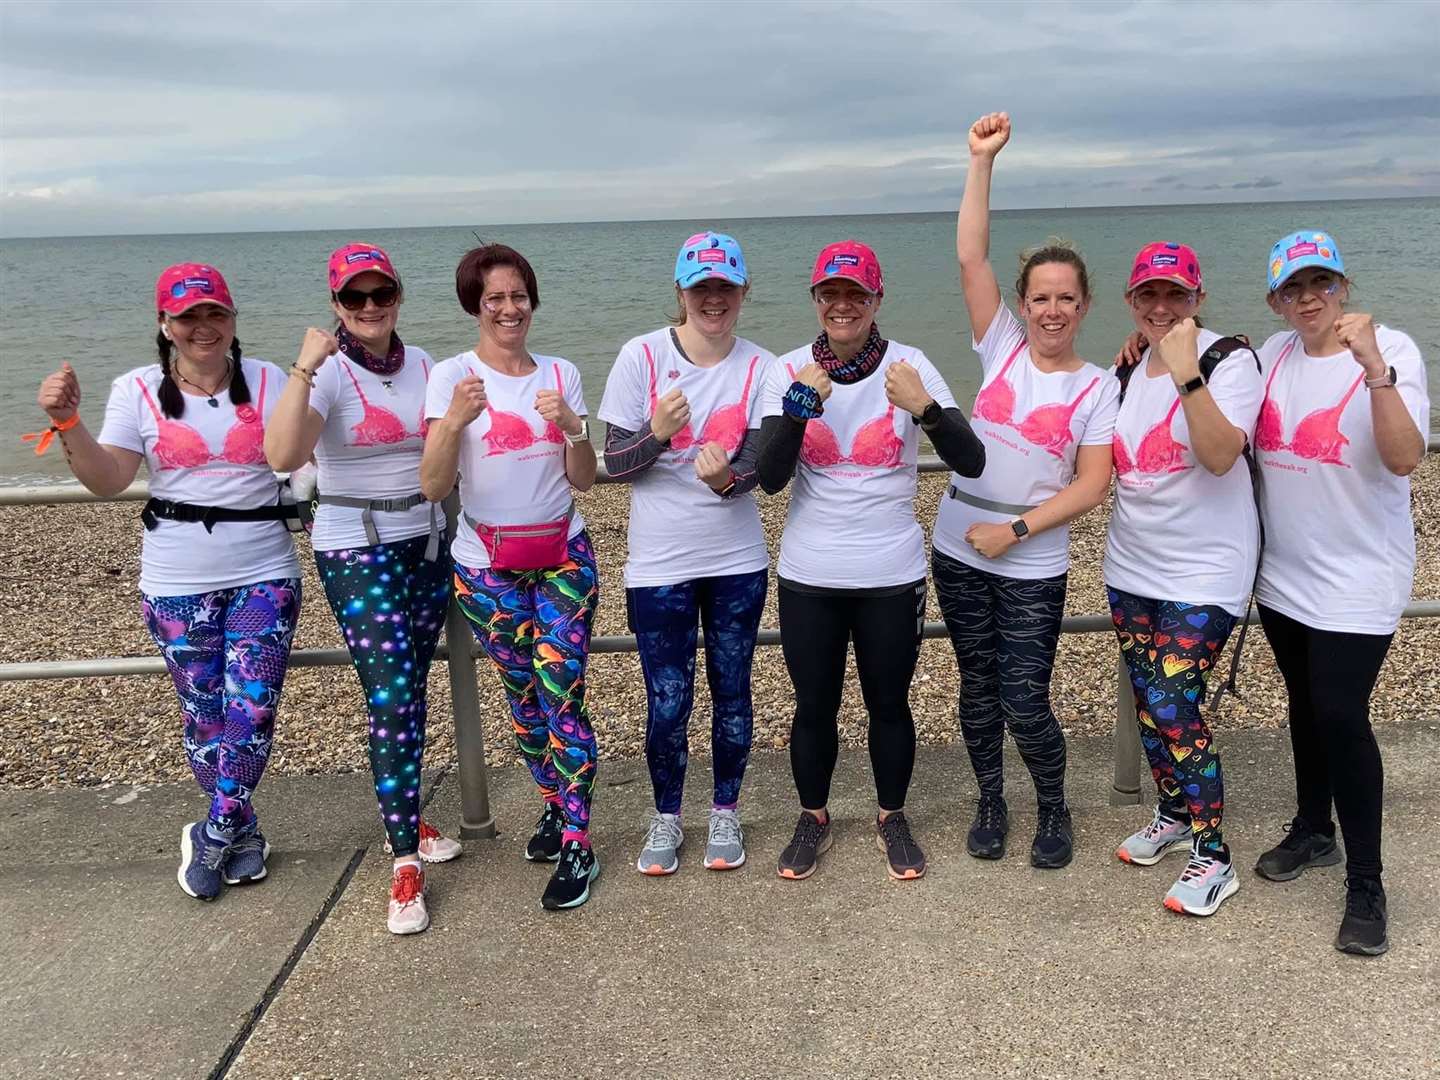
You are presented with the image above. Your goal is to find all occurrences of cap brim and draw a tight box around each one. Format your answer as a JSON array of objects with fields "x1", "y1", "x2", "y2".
[
  {"x1": 1269, "y1": 256, "x2": 1344, "y2": 292},
  {"x1": 1125, "y1": 273, "x2": 1200, "y2": 294},
  {"x1": 161, "y1": 297, "x2": 236, "y2": 315},
  {"x1": 677, "y1": 267, "x2": 747, "y2": 288},
  {"x1": 810, "y1": 271, "x2": 880, "y2": 294},
  {"x1": 333, "y1": 265, "x2": 399, "y2": 291}
]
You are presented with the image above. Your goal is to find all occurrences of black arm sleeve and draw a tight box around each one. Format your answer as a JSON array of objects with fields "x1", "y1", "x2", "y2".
[
  {"x1": 756, "y1": 413, "x2": 805, "y2": 494},
  {"x1": 721, "y1": 425, "x2": 762, "y2": 498},
  {"x1": 603, "y1": 421, "x2": 665, "y2": 481},
  {"x1": 923, "y1": 407, "x2": 986, "y2": 477}
]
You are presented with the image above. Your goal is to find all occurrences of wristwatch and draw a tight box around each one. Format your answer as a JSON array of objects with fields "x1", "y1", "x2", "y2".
[
  {"x1": 1364, "y1": 366, "x2": 1397, "y2": 390},
  {"x1": 1175, "y1": 373, "x2": 1206, "y2": 396},
  {"x1": 564, "y1": 420, "x2": 590, "y2": 446},
  {"x1": 1011, "y1": 518, "x2": 1029, "y2": 541},
  {"x1": 918, "y1": 400, "x2": 943, "y2": 427}
]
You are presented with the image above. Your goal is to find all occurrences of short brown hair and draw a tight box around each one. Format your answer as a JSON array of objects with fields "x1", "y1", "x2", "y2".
[
  {"x1": 455, "y1": 243, "x2": 540, "y2": 316},
  {"x1": 1015, "y1": 238, "x2": 1092, "y2": 304}
]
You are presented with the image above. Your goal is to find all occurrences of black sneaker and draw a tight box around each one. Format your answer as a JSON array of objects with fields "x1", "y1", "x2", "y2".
[
  {"x1": 541, "y1": 840, "x2": 600, "y2": 910},
  {"x1": 526, "y1": 802, "x2": 564, "y2": 863},
  {"x1": 1336, "y1": 876, "x2": 1388, "y2": 956},
  {"x1": 777, "y1": 811, "x2": 832, "y2": 881},
  {"x1": 875, "y1": 812, "x2": 926, "y2": 880},
  {"x1": 967, "y1": 795, "x2": 1009, "y2": 860},
  {"x1": 1254, "y1": 817, "x2": 1341, "y2": 882},
  {"x1": 1031, "y1": 806, "x2": 1074, "y2": 869}
]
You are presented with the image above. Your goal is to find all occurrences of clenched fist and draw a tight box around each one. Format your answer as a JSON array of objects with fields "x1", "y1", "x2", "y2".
[
  {"x1": 694, "y1": 440, "x2": 732, "y2": 491},
  {"x1": 445, "y1": 375, "x2": 488, "y2": 426},
  {"x1": 885, "y1": 361, "x2": 933, "y2": 418},
  {"x1": 1335, "y1": 313, "x2": 1384, "y2": 376},
  {"x1": 535, "y1": 388, "x2": 583, "y2": 438},
  {"x1": 652, "y1": 387, "x2": 691, "y2": 443},
  {"x1": 969, "y1": 112, "x2": 1011, "y2": 160},
  {"x1": 295, "y1": 328, "x2": 340, "y2": 375},
  {"x1": 793, "y1": 362, "x2": 833, "y2": 403},
  {"x1": 38, "y1": 362, "x2": 81, "y2": 422},
  {"x1": 1156, "y1": 318, "x2": 1201, "y2": 385}
]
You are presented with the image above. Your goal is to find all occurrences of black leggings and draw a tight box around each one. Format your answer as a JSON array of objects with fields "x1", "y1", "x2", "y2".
[
  {"x1": 779, "y1": 580, "x2": 925, "y2": 812},
  {"x1": 1258, "y1": 604, "x2": 1393, "y2": 879}
]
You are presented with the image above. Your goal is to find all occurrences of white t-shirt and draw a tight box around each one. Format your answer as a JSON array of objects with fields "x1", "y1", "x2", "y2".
[
  {"x1": 598, "y1": 328, "x2": 775, "y2": 588},
  {"x1": 425, "y1": 351, "x2": 588, "y2": 570},
  {"x1": 1253, "y1": 327, "x2": 1430, "y2": 634},
  {"x1": 99, "y1": 359, "x2": 301, "y2": 597},
  {"x1": 933, "y1": 304, "x2": 1120, "y2": 580},
  {"x1": 1103, "y1": 329, "x2": 1264, "y2": 615},
  {"x1": 761, "y1": 341, "x2": 957, "y2": 589},
  {"x1": 308, "y1": 346, "x2": 446, "y2": 551}
]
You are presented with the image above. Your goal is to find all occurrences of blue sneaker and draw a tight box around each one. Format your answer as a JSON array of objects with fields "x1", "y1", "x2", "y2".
[
  {"x1": 178, "y1": 821, "x2": 229, "y2": 901},
  {"x1": 223, "y1": 828, "x2": 271, "y2": 885}
]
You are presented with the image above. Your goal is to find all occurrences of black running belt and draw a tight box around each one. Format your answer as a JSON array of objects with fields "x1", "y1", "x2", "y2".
[{"x1": 141, "y1": 497, "x2": 299, "y2": 533}]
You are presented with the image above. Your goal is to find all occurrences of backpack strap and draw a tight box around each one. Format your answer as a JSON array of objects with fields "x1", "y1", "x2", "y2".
[{"x1": 1114, "y1": 360, "x2": 1137, "y2": 403}]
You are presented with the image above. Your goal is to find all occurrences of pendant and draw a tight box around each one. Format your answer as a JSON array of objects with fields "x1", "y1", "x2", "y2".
[
  {"x1": 207, "y1": 397, "x2": 219, "y2": 408},
  {"x1": 381, "y1": 379, "x2": 396, "y2": 397}
]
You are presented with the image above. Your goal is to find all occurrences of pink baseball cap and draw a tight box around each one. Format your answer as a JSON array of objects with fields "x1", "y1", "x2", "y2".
[
  {"x1": 1126, "y1": 241, "x2": 1203, "y2": 293},
  {"x1": 328, "y1": 243, "x2": 400, "y2": 291},
  {"x1": 155, "y1": 263, "x2": 236, "y2": 316},
  {"x1": 811, "y1": 240, "x2": 884, "y2": 295}
]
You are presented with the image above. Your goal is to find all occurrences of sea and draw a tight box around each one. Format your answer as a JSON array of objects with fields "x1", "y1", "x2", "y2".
[{"x1": 2, "y1": 197, "x2": 1436, "y2": 484}]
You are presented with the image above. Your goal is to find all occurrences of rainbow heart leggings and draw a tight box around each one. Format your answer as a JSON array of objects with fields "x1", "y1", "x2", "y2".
[{"x1": 1107, "y1": 586, "x2": 1236, "y2": 856}]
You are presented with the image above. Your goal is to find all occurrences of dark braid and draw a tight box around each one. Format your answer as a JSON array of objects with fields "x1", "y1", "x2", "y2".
[
  {"x1": 153, "y1": 330, "x2": 249, "y2": 418},
  {"x1": 228, "y1": 338, "x2": 251, "y2": 407}
]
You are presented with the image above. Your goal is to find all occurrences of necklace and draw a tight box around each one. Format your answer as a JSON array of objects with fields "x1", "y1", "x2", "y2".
[{"x1": 174, "y1": 357, "x2": 231, "y2": 407}]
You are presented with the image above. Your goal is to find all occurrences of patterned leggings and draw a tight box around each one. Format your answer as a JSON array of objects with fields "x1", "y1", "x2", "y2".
[
  {"x1": 142, "y1": 579, "x2": 302, "y2": 839},
  {"x1": 626, "y1": 569, "x2": 767, "y2": 815},
  {"x1": 454, "y1": 532, "x2": 599, "y2": 840},
  {"x1": 1107, "y1": 586, "x2": 1236, "y2": 855},
  {"x1": 315, "y1": 535, "x2": 451, "y2": 858},
  {"x1": 933, "y1": 551, "x2": 1068, "y2": 810}
]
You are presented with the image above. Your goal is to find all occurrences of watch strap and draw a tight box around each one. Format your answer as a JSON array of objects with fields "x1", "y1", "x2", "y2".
[
  {"x1": 1364, "y1": 366, "x2": 1397, "y2": 390},
  {"x1": 1176, "y1": 374, "x2": 1206, "y2": 396}
]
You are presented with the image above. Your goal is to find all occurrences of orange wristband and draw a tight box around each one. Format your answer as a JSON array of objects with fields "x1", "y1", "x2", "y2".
[{"x1": 21, "y1": 412, "x2": 81, "y2": 456}]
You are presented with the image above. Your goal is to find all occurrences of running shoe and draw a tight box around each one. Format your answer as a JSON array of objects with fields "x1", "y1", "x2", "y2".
[
  {"x1": 222, "y1": 828, "x2": 271, "y2": 885},
  {"x1": 383, "y1": 819, "x2": 462, "y2": 863},
  {"x1": 777, "y1": 811, "x2": 832, "y2": 881},
  {"x1": 875, "y1": 811, "x2": 926, "y2": 880},
  {"x1": 704, "y1": 809, "x2": 745, "y2": 871},
  {"x1": 966, "y1": 794, "x2": 1009, "y2": 860},
  {"x1": 1115, "y1": 806, "x2": 1191, "y2": 866},
  {"x1": 543, "y1": 840, "x2": 600, "y2": 910},
  {"x1": 637, "y1": 812, "x2": 684, "y2": 876},
  {"x1": 526, "y1": 802, "x2": 565, "y2": 863},
  {"x1": 1163, "y1": 844, "x2": 1239, "y2": 916},
  {"x1": 1254, "y1": 817, "x2": 1341, "y2": 882},
  {"x1": 387, "y1": 864, "x2": 429, "y2": 935},
  {"x1": 1031, "y1": 806, "x2": 1074, "y2": 870},
  {"x1": 178, "y1": 821, "x2": 228, "y2": 901},
  {"x1": 1335, "y1": 876, "x2": 1388, "y2": 956}
]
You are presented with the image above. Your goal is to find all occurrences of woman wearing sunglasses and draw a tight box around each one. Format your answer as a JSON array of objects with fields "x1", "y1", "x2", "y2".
[
  {"x1": 1248, "y1": 231, "x2": 1428, "y2": 956},
  {"x1": 757, "y1": 241, "x2": 985, "y2": 882},
  {"x1": 421, "y1": 243, "x2": 601, "y2": 911},
  {"x1": 266, "y1": 243, "x2": 459, "y2": 936},
  {"x1": 33, "y1": 264, "x2": 301, "y2": 902}
]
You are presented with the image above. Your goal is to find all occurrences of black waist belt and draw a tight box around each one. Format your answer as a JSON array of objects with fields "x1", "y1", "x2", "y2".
[
  {"x1": 316, "y1": 493, "x2": 439, "y2": 561},
  {"x1": 142, "y1": 497, "x2": 299, "y2": 533}
]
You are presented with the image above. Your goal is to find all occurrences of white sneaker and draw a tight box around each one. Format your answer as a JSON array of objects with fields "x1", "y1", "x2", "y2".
[
  {"x1": 384, "y1": 819, "x2": 463, "y2": 863},
  {"x1": 704, "y1": 809, "x2": 746, "y2": 870},
  {"x1": 1116, "y1": 806, "x2": 1192, "y2": 866},
  {"x1": 636, "y1": 812, "x2": 683, "y2": 876},
  {"x1": 1163, "y1": 844, "x2": 1239, "y2": 916},
  {"x1": 387, "y1": 864, "x2": 430, "y2": 935}
]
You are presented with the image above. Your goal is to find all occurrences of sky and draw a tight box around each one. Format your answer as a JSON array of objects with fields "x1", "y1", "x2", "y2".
[{"x1": 2, "y1": 0, "x2": 1438, "y2": 238}]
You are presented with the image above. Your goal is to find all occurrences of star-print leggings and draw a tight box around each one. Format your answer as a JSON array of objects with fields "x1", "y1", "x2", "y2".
[
  {"x1": 1107, "y1": 586, "x2": 1236, "y2": 855},
  {"x1": 453, "y1": 532, "x2": 599, "y2": 841},
  {"x1": 141, "y1": 578, "x2": 302, "y2": 840},
  {"x1": 933, "y1": 551, "x2": 1068, "y2": 810},
  {"x1": 315, "y1": 534, "x2": 451, "y2": 858},
  {"x1": 626, "y1": 569, "x2": 767, "y2": 815}
]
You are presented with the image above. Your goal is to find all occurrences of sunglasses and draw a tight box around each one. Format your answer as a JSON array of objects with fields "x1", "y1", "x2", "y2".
[{"x1": 335, "y1": 284, "x2": 400, "y2": 311}]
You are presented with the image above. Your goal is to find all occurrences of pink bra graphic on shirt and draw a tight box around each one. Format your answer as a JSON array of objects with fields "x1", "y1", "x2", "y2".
[
  {"x1": 1255, "y1": 334, "x2": 1365, "y2": 468},
  {"x1": 138, "y1": 367, "x2": 268, "y2": 471},
  {"x1": 973, "y1": 339, "x2": 1100, "y2": 458},
  {"x1": 340, "y1": 356, "x2": 431, "y2": 447},
  {"x1": 471, "y1": 362, "x2": 566, "y2": 456},
  {"x1": 1113, "y1": 398, "x2": 1191, "y2": 477},
  {"x1": 785, "y1": 362, "x2": 904, "y2": 469},
  {"x1": 643, "y1": 343, "x2": 761, "y2": 454}
]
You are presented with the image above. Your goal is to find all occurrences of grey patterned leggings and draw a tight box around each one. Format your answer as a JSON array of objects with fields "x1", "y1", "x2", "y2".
[{"x1": 933, "y1": 549, "x2": 1068, "y2": 810}]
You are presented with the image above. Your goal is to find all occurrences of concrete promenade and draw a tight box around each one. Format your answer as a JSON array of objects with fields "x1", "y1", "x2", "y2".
[{"x1": 3, "y1": 725, "x2": 1437, "y2": 1080}]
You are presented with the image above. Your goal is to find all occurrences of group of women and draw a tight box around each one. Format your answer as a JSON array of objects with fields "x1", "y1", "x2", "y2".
[{"x1": 31, "y1": 114, "x2": 1428, "y2": 957}]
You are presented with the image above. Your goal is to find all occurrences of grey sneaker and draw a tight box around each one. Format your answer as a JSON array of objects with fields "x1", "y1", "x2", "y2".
[
  {"x1": 1116, "y1": 806, "x2": 1192, "y2": 866},
  {"x1": 704, "y1": 809, "x2": 746, "y2": 871},
  {"x1": 636, "y1": 812, "x2": 683, "y2": 876},
  {"x1": 223, "y1": 828, "x2": 271, "y2": 885},
  {"x1": 178, "y1": 821, "x2": 228, "y2": 901},
  {"x1": 1163, "y1": 844, "x2": 1239, "y2": 916}
]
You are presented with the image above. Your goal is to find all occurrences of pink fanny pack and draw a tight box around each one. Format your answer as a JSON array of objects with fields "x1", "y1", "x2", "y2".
[{"x1": 464, "y1": 509, "x2": 572, "y2": 571}]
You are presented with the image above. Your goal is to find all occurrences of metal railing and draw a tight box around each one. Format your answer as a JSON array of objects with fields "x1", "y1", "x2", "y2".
[{"x1": 3, "y1": 446, "x2": 1437, "y2": 833}]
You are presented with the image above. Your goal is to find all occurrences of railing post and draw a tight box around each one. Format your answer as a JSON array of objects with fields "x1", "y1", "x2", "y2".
[
  {"x1": 1110, "y1": 653, "x2": 1144, "y2": 806},
  {"x1": 442, "y1": 492, "x2": 497, "y2": 840}
]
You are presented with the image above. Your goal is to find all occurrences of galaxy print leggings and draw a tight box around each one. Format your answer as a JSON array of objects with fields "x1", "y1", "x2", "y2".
[
  {"x1": 1107, "y1": 586, "x2": 1236, "y2": 855},
  {"x1": 141, "y1": 579, "x2": 302, "y2": 840},
  {"x1": 453, "y1": 532, "x2": 599, "y2": 843},
  {"x1": 626, "y1": 569, "x2": 767, "y2": 815},
  {"x1": 315, "y1": 535, "x2": 451, "y2": 858}
]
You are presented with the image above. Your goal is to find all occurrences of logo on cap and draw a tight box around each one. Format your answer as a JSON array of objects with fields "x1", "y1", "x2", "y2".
[
  {"x1": 1286, "y1": 242, "x2": 1319, "y2": 260},
  {"x1": 696, "y1": 249, "x2": 726, "y2": 264},
  {"x1": 174, "y1": 277, "x2": 215, "y2": 297},
  {"x1": 345, "y1": 250, "x2": 382, "y2": 265},
  {"x1": 1151, "y1": 253, "x2": 1178, "y2": 267}
]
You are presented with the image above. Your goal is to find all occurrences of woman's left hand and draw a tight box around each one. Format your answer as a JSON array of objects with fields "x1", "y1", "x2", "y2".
[
  {"x1": 1156, "y1": 318, "x2": 1201, "y2": 385},
  {"x1": 885, "y1": 362, "x2": 933, "y2": 418},
  {"x1": 965, "y1": 522, "x2": 1017, "y2": 559},
  {"x1": 535, "y1": 390, "x2": 582, "y2": 437},
  {"x1": 694, "y1": 441, "x2": 732, "y2": 490},
  {"x1": 1335, "y1": 313, "x2": 1385, "y2": 376}
]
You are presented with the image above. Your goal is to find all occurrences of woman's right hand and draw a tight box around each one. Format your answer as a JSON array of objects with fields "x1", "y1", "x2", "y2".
[
  {"x1": 445, "y1": 375, "x2": 487, "y2": 426},
  {"x1": 38, "y1": 362, "x2": 80, "y2": 422},
  {"x1": 296, "y1": 327, "x2": 339, "y2": 375},
  {"x1": 794, "y1": 362, "x2": 833, "y2": 403},
  {"x1": 1114, "y1": 331, "x2": 1147, "y2": 368},
  {"x1": 652, "y1": 388, "x2": 691, "y2": 442},
  {"x1": 969, "y1": 112, "x2": 1011, "y2": 159}
]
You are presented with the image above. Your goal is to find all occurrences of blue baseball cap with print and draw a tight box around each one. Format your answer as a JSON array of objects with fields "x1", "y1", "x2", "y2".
[
  {"x1": 1268, "y1": 230, "x2": 1345, "y2": 292},
  {"x1": 674, "y1": 231, "x2": 748, "y2": 288}
]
